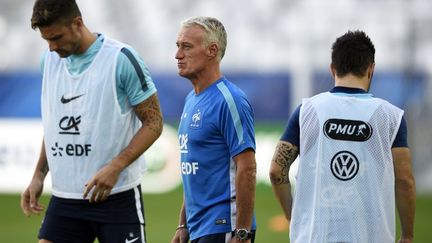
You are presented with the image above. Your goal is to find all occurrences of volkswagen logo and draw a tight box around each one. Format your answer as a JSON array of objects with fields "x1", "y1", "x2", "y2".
[{"x1": 330, "y1": 151, "x2": 359, "y2": 181}]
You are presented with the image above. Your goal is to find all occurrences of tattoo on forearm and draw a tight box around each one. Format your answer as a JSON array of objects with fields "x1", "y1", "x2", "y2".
[
  {"x1": 41, "y1": 161, "x2": 49, "y2": 177},
  {"x1": 134, "y1": 95, "x2": 163, "y2": 135},
  {"x1": 270, "y1": 142, "x2": 298, "y2": 185}
]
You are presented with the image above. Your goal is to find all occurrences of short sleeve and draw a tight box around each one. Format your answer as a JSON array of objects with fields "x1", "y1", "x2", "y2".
[
  {"x1": 392, "y1": 115, "x2": 408, "y2": 148},
  {"x1": 280, "y1": 104, "x2": 301, "y2": 147},
  {"x1": 116, "y1": 47, "x2": 157, "y2": 112},
  {"x1": 217, "y1": 84, "x2": 256, "y2": 157}
]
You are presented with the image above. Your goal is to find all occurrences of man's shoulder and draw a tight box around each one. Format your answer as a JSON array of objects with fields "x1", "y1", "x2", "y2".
[
  {"x1": 102, "y1": 36, "x2": 126, "y2": 48},
  {"x1": 363, "y1": 96, "x2": 404, "y2": 113},
  {"x1": 216, "y1": 78, "x2": 249, "y2": 100},
  {"x1": 102, "y1": 37, "x2": 140, "y2": 58},
  {"x1": 301, "y1": 91, "x2": 328, "y2": 104}
]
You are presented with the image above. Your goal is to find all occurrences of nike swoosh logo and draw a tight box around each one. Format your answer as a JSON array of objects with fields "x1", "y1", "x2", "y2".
[
  {"x1": 61, "y1": 94, "x2": 84, "y2": 104},
  {"x1": 125, "y1": 237, "x2": 140, "y2": 243}
]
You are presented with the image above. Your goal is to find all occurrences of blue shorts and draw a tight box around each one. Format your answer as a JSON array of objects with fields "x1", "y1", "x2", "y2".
[
  {"x1": 191, "y1": 231, "x2": 256, "y2": 243},
  {"x1": 39, "y1": 185, "x2": 146, "y2": 243}
]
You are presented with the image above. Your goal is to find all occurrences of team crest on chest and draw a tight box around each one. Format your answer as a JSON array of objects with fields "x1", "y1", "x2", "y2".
[{"x1": 189, "y1": 109, "x2": 202, "y2": 129}]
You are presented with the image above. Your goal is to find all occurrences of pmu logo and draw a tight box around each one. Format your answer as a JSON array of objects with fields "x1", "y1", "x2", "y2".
[
  {"x1": 330, "y1": 151, "x2": 359, "y2": 181},
  {"x1": 51, "y1": 142, "x2": 92, "y2": 157},
  {"x1": 323, "y1": 119, "x2": 372, "y2": 142},
  {"x1": 59, "y1": 116, "x2": 81, "y2": 135}
]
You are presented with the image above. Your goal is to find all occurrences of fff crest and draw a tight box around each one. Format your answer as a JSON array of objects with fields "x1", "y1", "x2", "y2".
[{"x1": 189, "y1": 109, "x2": 202, "y2": 129}]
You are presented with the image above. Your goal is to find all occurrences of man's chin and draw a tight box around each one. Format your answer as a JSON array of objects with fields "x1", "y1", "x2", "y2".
[
  {"x1": 178, "y1": 71, "x2": 188, "y2": 78},
  {"x1": 55, "y1": 51, "x2": 71, "y2": 58},
  {"x1": 58, "y1": 53, "x2": 71, "y2": 58}
]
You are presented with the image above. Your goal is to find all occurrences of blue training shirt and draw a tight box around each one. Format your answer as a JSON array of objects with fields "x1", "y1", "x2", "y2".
[
  {"x1": 40, "y1": 34, "x2": 156, "y2": 112},
  {"x1": 178, "y1": 77, "x2": 256, "y2": 240},
  {"x1": 281, "y1": 86, "x2": 408, "y2": 148}
]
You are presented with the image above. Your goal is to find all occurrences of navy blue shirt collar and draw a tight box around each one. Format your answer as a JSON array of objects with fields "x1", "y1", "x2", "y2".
[{"x1": 330, "y1": 86, "x2": 368, "y2": 94}]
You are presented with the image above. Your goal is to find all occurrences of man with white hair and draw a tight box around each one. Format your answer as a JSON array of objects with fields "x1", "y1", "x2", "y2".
[{"x1": 172, "y1": 16, "x2": 257, "y2": 243}]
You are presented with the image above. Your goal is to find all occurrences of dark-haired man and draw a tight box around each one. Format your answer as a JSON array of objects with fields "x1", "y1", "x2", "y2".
[
  {"x1": 269, "y1": 30, "x2": 415, "y2": 243},
  {"x1": 20, "y1": 0, "x2": 163, "y2": 242}
]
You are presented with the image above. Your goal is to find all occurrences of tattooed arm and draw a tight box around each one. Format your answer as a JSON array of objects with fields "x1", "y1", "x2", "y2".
[
  {"x1": 269, "y1": 141, "x2": 299, "y2": 222},
  {"x1": 21, "y1": 139, "x2": 49, "y2": 216},
  {"x1": 112, "y1": 93, "x2": 163, "y2": 167},
  {"x1": 84, "y1": 94, "x2": 163, "y2": 202}
]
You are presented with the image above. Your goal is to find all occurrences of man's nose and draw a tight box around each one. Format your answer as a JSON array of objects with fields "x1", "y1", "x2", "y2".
[
  {"x1": 48, "y1": 40, "x2": 58, "y2": 52},
  {"x1": 175, "y1": 48, "x2": 184, "y2": 59}
]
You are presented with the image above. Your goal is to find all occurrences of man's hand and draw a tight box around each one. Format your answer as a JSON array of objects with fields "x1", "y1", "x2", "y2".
[
  {"x1": 398, "y1": 238, "x2": 413, "y2": 243},
  {"x1": 21, "y1": 178, "x2": 45, "y2": 216},
  {"x1": 171, "y1": 227, "x2": 189, "y2": 243},
  {"x1": 83, "y1": 162, "x2": 123, "y2": 203},
  {"x1": 229, "y1": 236, "x2": 251, "y2": 243}
]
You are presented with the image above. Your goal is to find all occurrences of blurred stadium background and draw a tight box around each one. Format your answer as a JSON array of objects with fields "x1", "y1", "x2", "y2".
[{"x1": 1, "y1": 0, "x2": 432, "y2": 242}]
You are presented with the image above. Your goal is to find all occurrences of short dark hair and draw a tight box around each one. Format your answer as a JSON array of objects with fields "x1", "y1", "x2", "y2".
[
  {"x1": 331, "y1": 30, "x2": 375, "y2": 77},
  {"x1": 31, "y1": 0, "x2": 82, "y2": 29}
]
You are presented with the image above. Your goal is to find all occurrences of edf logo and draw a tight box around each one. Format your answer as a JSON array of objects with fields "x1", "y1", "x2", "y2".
[
  {"x1": 51, "y1": 142, "x2": 92, "y2": 157},
  {"x1": 181, "y1": 162, "x2": 199, "y2": 175}
]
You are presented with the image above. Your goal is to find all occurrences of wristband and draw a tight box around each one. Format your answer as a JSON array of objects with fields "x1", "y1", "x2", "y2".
[{"x1": 176, "y1": 224, "x2": 187, "y2": 230}]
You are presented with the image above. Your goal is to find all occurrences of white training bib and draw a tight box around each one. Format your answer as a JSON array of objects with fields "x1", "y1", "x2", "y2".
[
  {"x1": 41, "y1": 38, "x2": 145, "y2": 199},
  {"x1": 290, "y1": 92, "x2": 403, "y2": 243}
]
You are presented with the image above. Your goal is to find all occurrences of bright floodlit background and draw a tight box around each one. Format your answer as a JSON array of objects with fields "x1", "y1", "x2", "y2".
[{"x1": 1, "y1": 0, "x2": 431, "y2": 242}]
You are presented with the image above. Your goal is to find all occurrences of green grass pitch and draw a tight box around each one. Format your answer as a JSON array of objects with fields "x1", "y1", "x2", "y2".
[{"x1": 1, "y1": 185, "x2": 431, "y2": 242}]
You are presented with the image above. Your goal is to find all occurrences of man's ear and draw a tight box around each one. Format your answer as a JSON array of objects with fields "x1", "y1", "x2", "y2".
[
  {"x1": 71, "y1": 16, "x2": 84, "y2": 30},
  {"x1": 207, "y1": 42, "x2": 219, "y2": 59},
  {"x1": 330, "y1": 64, "x2": 337, "y2": 79},
  {"x1": 367, "y1": 63, "x2": 375, "y2": 80}
]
